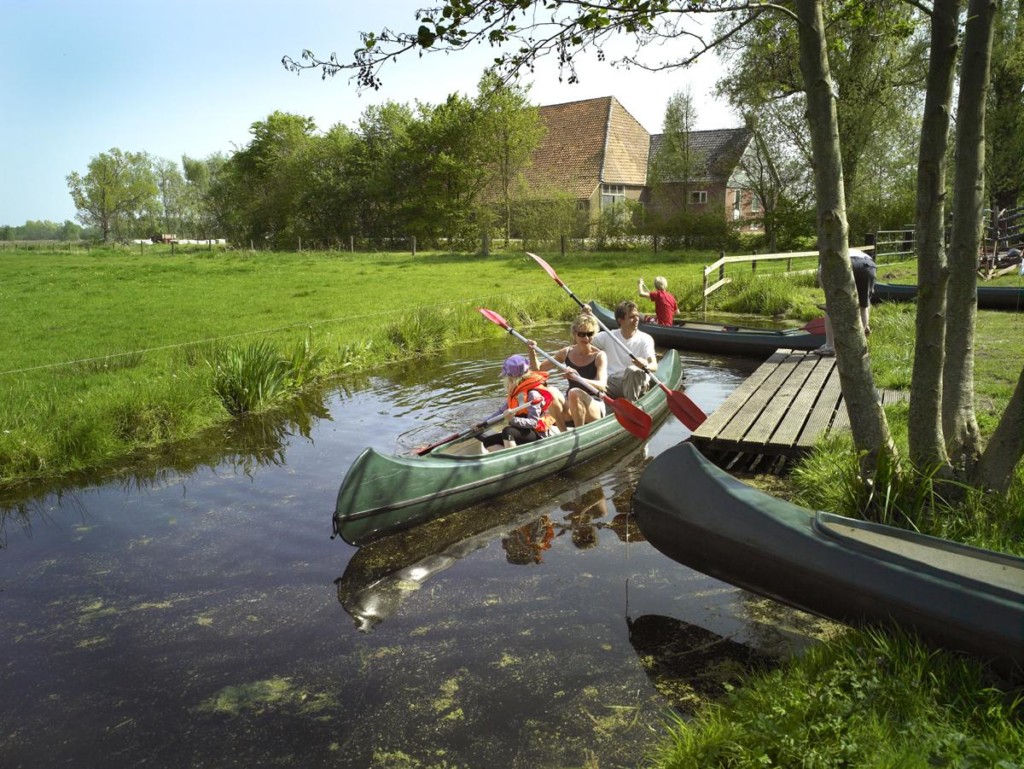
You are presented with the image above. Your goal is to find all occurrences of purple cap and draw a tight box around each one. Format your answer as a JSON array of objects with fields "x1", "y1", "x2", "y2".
[{"x1": 501, "y1": 355, "x2": 530, "y2": 377}]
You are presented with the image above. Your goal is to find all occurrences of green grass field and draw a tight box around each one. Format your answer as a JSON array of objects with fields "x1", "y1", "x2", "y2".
[{"x1": 2, "y1": 246, "x2": 1022, "y2": 490}]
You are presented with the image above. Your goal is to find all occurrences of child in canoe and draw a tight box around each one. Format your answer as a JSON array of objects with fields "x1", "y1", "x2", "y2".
[
  {"x1": 638, "y1": 276, "x2": 678, "y2": 325},
  {"x1": 477, "y1": 355, "x2": 562, "y2": 450}
]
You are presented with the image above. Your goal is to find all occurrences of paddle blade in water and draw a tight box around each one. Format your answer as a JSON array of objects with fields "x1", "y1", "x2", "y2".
[
  {"x1": 662, "y1": 386, "x2": 707, "y2": 430},
  {"x1": 605, "y1": 397, "x2": 653, "y2": 440}
]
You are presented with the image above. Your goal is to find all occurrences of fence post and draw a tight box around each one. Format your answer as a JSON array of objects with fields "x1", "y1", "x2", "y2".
[
  {"x1": 702, "y1": 270, "x2": 708, "y2": 317},
  {"x1": 718, "y1": 250, "x2": 725, "y2": 284},
  {"x1": 560, "y1": 235, "x2": 566, "y2": 257},
  {"x1": 171, "y1": 241, "x2": 175, "y2": 256},
  {"x1": 349, "y1": 236, "x2": 354, "y2": 252},
  {"x1": 411, "y1": 236, "x2": 416, "y2": 256}
]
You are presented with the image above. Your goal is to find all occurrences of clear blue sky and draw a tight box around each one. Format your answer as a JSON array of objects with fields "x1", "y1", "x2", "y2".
[{"x1": 1, "y1": 0, "x2": 736, "y2": 226}]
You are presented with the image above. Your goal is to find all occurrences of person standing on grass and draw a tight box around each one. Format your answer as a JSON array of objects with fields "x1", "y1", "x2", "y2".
[
  {"x1": 814, "y1": 248, "x2": 877, "y2": 357},
  {"x1": 591, "y1": 300, "x2": 658, "y2": 401},
  {"x1": 638, "y1": 276, "x2": 678, "y2": 325}
]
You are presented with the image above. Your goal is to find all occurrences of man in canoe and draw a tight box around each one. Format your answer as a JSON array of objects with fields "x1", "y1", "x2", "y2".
[
  {"x1": 477, "y1": 355, "x2": 563, "y2": 450},
  {"x1": 590, "y1": 301, "x2": 658, "y2": 402}
]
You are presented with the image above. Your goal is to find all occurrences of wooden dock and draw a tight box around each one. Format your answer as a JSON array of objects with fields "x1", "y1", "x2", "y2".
[{"x1": 690, "y1": 349, "x2": 907, "y2": 472}]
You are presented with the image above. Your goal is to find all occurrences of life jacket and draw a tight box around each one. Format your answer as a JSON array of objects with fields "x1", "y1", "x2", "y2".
[{"x1": 507, "y1": 371, "x2": 557, "y2": 433}]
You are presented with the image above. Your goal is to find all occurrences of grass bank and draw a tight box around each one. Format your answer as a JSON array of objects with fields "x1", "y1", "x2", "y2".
[{"x1": 0, "y1": 246, "x2": 826, "y2": 489}]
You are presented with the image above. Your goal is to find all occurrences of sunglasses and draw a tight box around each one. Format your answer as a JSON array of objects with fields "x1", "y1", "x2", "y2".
[{"x1": 575, "y1": 330, "x2": 594, "y2": 337}]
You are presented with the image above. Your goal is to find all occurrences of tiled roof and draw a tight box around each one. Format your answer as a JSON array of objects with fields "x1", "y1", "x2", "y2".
[
  {"x1": 522, "y1": 96, "x2": 650, "y2": 199},
  {"x1": 648, "y1": 127, "x2": 753, "y2": 184}
]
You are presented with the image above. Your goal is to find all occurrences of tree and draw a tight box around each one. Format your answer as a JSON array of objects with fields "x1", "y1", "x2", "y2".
[
  {"x1": 66, "y1": 148, "x2": 159, "y2": 242},
  {"x1": 715, "y1": 0, "x2": 928, "y2": 218},
  {"x1": 153, "y1": 158, "x2": 187, "y2": 235},
  {"x1": 738, "y1": 104, "x2": 815, "y2": 250},
  {"x1": 286, "y1": 0, "x2": 1023, "y2": 489},
  {"x1": 647, "y1": 89, "x2": 702, "y2": 223},
  {"x1": 987, "y1": 0, "x2": 1024, "y2": 212},
  {"x1": 182, "y1": 153, "x2": 228, "y2": 238},
  {"x1": 474, "y1": 72, "x2": 544, "y2": 246},
  {"x1": 213, "y1": 112, "x2": 317, "y2": 248}
]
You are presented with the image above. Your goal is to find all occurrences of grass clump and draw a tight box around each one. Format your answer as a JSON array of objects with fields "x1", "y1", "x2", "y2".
[
  {"x1": 207, "y1": 335, "x2": 326, "y2": 415},
  {"x1": 648, "y1": 628, "x2": 1024, "y2": 769}
]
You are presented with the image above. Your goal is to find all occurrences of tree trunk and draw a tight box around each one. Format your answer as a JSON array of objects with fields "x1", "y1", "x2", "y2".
[
  {"x1": 794, "y1": 0, "x2": 893, "y2": 476},
  {"x1": 943, "y1": 0, "x2": 996, "y2": 472},
  {"x1": 908, "y1": 0, "x2": 960, "y2": 472},
  {"x1": 974, "y1": 365, "x2": 1024, "y2": 491}
]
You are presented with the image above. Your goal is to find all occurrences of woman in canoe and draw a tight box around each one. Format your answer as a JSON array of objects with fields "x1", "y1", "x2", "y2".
[
  {"x1": 477, "y1": 354, "x2": 562, "y2": 450},
  {"x1": 528, "y1": 314, "x2": 608, "y2": 429}
]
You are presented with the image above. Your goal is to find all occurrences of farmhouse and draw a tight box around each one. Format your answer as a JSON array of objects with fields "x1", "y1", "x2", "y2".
[{"x1": 525, "y1": 96, "x2": 758, "y2": 229}]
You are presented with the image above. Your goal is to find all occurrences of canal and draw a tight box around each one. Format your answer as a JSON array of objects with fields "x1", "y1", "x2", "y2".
[{"x1": 0, "y1": 328, "x2": 831, "y2": 768}]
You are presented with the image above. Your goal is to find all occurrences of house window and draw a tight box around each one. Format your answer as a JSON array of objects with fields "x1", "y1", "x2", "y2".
[
  {"x1": 690, "y1": 190, "x2": 707, "y2": 205},
  {"x1": 734, "y1": 190, "x2": 742, "y2": 211},
  {"x1": 601, "y1": 184, "x2": 625, "y2": 209},
  {"x1": 751, "y1": 193, "x2": 761, "y2": 213}
]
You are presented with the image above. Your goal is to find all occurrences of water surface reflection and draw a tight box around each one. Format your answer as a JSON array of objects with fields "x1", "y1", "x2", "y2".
[{"x1": 0, "y1": 329, "x2": 832, "y2": 768}]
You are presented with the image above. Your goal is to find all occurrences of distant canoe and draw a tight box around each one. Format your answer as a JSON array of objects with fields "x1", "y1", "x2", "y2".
[
  {"x1": 333, "y1": 350, "x2": 683, "y2": 547},
  {"x1": 873, "y1": 282, "x2": 1024, "y2": 311},
  {"x1": 589, "y1": 301, "x2": 826, "y2": 358},
  {"x1": 634, "y1": 441, "x2": 1024, "y2": 674}
]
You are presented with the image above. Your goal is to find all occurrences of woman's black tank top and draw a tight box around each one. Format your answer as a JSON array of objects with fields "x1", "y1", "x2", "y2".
[{"x1": 565, "y1": 351, "x2": 598, "y2": 392}]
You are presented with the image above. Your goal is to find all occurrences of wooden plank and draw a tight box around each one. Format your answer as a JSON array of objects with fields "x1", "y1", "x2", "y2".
[
  {"x1": 770, "y1": 354, "x2": 834, "y2": 447},
  {"x1": 744, "y1": 354, "x2": 817, "y2": 446},
  {"x1": 796, "y1": 362, "x2": 845, "y2": 447},
  {"x1": 691, "y1": 351, "x2": 788, "y2": 441},
  {"x1": 717, "y1": 352, "x2": 805, "y2": 443}
]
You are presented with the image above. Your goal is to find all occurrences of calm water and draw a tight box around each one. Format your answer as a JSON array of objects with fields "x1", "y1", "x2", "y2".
[{"x1": 0, "y1": 329, "x2": 830, "y2": 769}]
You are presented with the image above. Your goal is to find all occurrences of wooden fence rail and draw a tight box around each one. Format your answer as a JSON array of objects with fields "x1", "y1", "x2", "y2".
[{"x1": 701, "y1": 245, "x2": 875, "y2": 314}]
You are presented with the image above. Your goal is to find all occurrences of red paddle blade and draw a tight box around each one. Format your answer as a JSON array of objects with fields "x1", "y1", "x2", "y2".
[
  {"x1": 661, "y1": 384, "x2": 707, "y2": 430},
  {"x1": 527, "y1": 252, "x2": 564, "y2": 286},
  {"x1": 478, "y1": 307, "x2": 510, "y2": 329},
  {"x1": 605, "y1": 397, "x2": 653, "y2": 440},
  {"x1": 802, "y1": 316, "x2": 826, "y2": 335}
]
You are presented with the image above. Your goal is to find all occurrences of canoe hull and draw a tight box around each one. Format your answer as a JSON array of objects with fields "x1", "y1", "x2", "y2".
[
  {"x1": 589, "y1": 302, "x2": 825, "y2": 357},
  {"x1": 873, "y1": 282, "x2": 1024, "y2": 311},
  {"x1": 634, "y1": 442, "x2": 1024, "y2": 673},
  {"x1": 334, "y1": 349, "x2": 683, "y2": 546}
]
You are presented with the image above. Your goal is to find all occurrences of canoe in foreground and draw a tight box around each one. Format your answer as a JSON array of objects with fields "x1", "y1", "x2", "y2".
[
  {"x1": 633, "y1": 442, "x2": 1024, "y2": 674},
  {"x1": 589, "y1": 301, "x2": 825, "y2": 357},
  {"x1": 334, "y1": 349, "x2": 683, "y2": 547},
  {"x1": 873, "y1": 281, "x2": 1024, "y2": 311}
]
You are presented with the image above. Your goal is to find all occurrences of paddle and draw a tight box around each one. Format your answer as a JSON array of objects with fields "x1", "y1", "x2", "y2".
[
  {"x1": 413, "y1": 412, "x2": 506, "y2": 455},
  {"x1": 477, "y1": 308, "x2": 653, "y2": 440},
  {"x1": 801, "y1": 316, "x2": 826, "y2": 335},
  {"x1": 413, "y1": 397, "x2": 544, "y2": 455},
  {"x1": 527, "y1": 252, "x2": 707, "y2": 429}
]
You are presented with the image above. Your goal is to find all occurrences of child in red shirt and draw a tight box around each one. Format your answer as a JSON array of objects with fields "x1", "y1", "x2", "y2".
[{"x1": 638, "y1": 276, "x2": 678, "y2": 325}]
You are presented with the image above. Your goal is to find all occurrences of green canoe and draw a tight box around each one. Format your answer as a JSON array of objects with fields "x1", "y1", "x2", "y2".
[
  {"x1": 334, "y1": 349, "x2": 683, "y2": 546},
  {"x1": 634, "y1": 442, "x2": 1024, "y2": 675}
]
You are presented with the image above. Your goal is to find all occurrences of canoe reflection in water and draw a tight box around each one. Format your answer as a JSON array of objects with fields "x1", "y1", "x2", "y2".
[
  {"x1": 627, "y1": 614, "x2": 779, "y2": 714},
  {"x1": 336, "y1": 448, "x2": 650, "y2": 630}
]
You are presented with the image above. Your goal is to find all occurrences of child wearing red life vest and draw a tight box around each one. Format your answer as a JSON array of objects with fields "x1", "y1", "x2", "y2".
[{"x1": 479, "y1": 355, "x2": 558, "y2": 450}]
